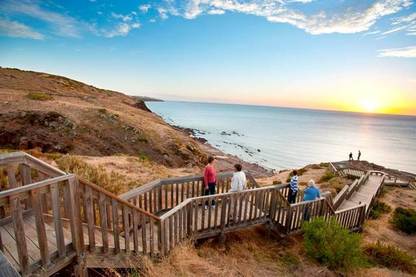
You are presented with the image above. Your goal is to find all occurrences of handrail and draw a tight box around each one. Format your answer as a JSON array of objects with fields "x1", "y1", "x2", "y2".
[
  {"x1": 120, "y1": 170, "x2": 258, "y2": 200},
  {"x1": 0, "y1": 174, "x2": 73, "y2": 198},
  {"x1": 23, "y1": 152, "x2": 67, "y2": 176},
  {"x1": 160, "y1": 183, "x2": 287, "y2": 220},
  {"x1": 0, "y1": 151, "x2": 26, "y2": 165},
  {"x1": 79, "y1": 178, "x2": 160, "y2": 221},
  {"x1": 335, "y1": 203, "x2": 366, "y2": 214}
]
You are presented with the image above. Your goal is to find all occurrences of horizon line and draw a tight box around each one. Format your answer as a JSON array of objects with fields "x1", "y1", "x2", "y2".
[{"x1": 149, "y1": 98, "x2": 416, "y2": 118}]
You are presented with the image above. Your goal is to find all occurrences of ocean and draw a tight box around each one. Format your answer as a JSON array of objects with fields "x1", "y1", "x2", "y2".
[{"x1": 147, "y1": 101, "x2": 416, "y2": 173}]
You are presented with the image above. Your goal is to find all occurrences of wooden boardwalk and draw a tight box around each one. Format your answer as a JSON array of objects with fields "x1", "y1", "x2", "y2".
[
  {"x1": 337, "y1": 174, "x2": 384, "y2": 212},
  {"x1": 0, "y1": 152, "x2": 382, "y2": 276}
]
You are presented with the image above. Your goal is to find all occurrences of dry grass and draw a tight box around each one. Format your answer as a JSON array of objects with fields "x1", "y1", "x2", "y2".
[
  {"x1": 55, "y1": 155, "x2": 135, "y2": 195},
  {"x1": 364, "y1": 241, "x2": 416, "y2": 274},
  {"x1": 147, "y1": 227, "x2": 334, "y2": 277},
  {"x1": 26, "y1": 92, "x2": 53, "y2": 101}
]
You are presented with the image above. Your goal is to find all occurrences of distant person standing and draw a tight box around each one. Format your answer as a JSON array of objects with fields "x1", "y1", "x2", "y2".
[
  {"x1": 303, "y1": 180, "x2": 321, "y2": 220},
  {"x1": 357, "y1": 150, "x2": 361, "y2": 161},
  {"x1": 288, "y1": 170, "x2": 299, "y2": 204},
  {"x1": 349, "y1": 152, "x2": 354, "y2": 161},
  {"x1": 204, "y1": 156, "x2": 217, "y2": 208}
]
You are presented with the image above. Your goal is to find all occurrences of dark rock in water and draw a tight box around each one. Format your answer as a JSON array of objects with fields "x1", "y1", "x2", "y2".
[
  {"x1": 195, "y1": 137, "x2": 208, "y2": 144},
  {"x1": 221, "y1": 130, "x2": 244, "y2": 136},
  {"x1": 257, "y1": 149, "x2": 261, "y2": 152},
  {"x1": 231, "y1": 131, "x2": 244, "y2": 136}
]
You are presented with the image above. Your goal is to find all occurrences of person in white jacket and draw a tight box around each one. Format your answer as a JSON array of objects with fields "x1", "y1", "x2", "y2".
[
  {"x1": 230, "y1": 164, "x2": 247, "y2": 192},
  {"x1": 229, "y1": 164, "x2": 247, "y2": 221}
]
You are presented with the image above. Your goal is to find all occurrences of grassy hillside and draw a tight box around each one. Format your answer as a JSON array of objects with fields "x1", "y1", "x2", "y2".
[{"x1": 0, "y1": 67, "x2": 206, "y2": 167}]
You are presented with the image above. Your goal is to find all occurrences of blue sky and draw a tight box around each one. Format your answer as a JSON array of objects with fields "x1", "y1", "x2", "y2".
[{"x1": 0, "y1": 0, "x2": 415, "y2": 115}]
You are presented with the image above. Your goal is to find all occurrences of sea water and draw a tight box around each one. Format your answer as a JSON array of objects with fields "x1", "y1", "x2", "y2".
[{"x1": 147, "y1": 101, "x2": 416, "y2": 173}]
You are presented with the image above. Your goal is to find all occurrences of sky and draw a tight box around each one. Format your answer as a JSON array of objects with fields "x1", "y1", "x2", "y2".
[{"x1": 0, "y1": 0, "x2": 415, "y2": 116}]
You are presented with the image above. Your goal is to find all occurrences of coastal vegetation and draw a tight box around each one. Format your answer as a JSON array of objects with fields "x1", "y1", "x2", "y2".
[
  {"x1": 369, "y1": 201, "x2": 392, "y2": 219},
  {"x1": 302, "y1": 218, "x2": 364, "y2": 271},
  {"x1": 364, "y1": 241, "x2": 416, "y2": 274},
  {"x1": 391, "y1": 207, "x2": 416, "y2": 234},
  {"x1": 318, "y1": 171, "x2": 336, "y2": 183},
  {"x1": 26, "y1": 91, "x2": 54, "y2": 101}
]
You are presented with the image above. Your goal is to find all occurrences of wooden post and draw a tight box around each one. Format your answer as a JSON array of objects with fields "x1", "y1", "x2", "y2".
[
  {"x1": 111, "y1": 200, "x2": 120, "y2": 253},
  {"x1": 20, "y1": 164, "x2": 32, "y2": 210},
  {"x1": 7, "y1": 165, "x2": 29, "y2": 274},
  {"x1": 51, "y1": 183, "x2": 66, "y2": 257},
  {"x1": 66, "y1": 177, "x2": 85, "y2": 273}
]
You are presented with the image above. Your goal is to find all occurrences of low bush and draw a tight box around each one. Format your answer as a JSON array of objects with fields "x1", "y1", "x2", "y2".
[
  {"x1": 319, "y1": 171, "x2": 336, "y2": 183},
  {"x1": 26, "y1": 92, "x2": 53, "y2": 101},
  {"x1": 286, "y1": 168, "x2": 307, "y2": 182},
  {"x1": 302, "y1": 217, "x2": 365, "y2": 271},
  {"x1": 391, "y1": 207, "x2": 416, "y2": 234},
  {"x1": 364, "y1": 241, "x2": 416, "y2": 274},
  {"x1": 369, "y1": 201, "x2": 392, "y2": 219}
]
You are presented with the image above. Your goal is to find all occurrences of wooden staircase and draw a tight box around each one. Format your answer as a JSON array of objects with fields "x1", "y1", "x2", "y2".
[{"x1": 0, "y1": 152, "x2": 381, "y2": 276}]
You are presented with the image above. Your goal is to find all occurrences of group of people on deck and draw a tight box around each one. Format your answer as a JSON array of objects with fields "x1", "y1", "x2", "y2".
[{"x1": 203, "y1": 157, "x2": 321, "y2": 213}]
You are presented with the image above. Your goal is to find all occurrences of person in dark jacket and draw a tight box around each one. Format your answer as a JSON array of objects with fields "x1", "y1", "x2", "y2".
[{"x1": 288, "y1": 170, "x2": 298, "y2": 204}]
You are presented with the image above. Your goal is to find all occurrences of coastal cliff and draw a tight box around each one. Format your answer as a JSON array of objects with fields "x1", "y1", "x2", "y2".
[
  {"x1": 0, "y1": 67, "x2": 270, "y2": 177},
  {"x1": 0, "y1": 67, "x2": 207, "y2": 167}
]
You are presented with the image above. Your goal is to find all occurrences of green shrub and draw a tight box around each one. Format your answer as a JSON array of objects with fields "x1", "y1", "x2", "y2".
[
  {"x1": 391, "y1": 207, "x2": 416, "y2": 234},
  {"x1": 302, "y1": 217, "x2": 365, "y2": 271},
  {"x1": 319, "y1": 171, "x2": 336, "y2": 183},
  {"x1": 364, "y1": 241, "x2": 416, "y2": 274},
  {"x1": 369, "y1": 201, "x2": 392, "y2": 219},
  {"x1": 26, "y1": 92, "x2": 53, "y2": 101}
]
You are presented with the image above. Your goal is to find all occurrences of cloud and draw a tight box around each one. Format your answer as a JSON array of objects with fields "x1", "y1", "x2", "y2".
[
  {"x1": 111, "y1": 12, "x2": 133, "y2": 22},
  {"x1": 207, "y1": 9, "x2": 225, "y2": 15},
  {"x1": 378, "y1": 45, "x2": 416, "y2": 57},
  {"x1": 158, "y1": 7, "x2": 169, "y2": 19},
  {"x1": 0, "y1": 18, "x2": 44, "y2": 39},
  {"x1": 159, "y1": 0, "x2": 413, "y2": 35},
  {"x1": 385, "y1": 12, "x2": 416, "y2": 35},
  {"x1": 102, "y1": 22, "x2": 141, "y2": 38},
  {"x1": 0, "y1": 1, "x2": 143, "y2": 39},
  {"x1": 0, "y1": 0, "x2": 81, "y2": 37},
  {"x1": 139, "y1": 4, "x2": 151, "y2": 13}
]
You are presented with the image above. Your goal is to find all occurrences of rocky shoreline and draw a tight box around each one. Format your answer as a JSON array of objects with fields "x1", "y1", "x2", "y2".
[{"x1": 170, "y1": 124, "x2": 273, "y2": 178}]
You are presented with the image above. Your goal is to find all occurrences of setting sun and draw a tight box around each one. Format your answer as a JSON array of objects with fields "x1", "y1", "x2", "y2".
[{"x1": 360, "y1": 98, "x2": 380, "y2": 113}]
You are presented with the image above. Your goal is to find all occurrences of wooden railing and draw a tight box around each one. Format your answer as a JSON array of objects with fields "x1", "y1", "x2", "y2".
[
  {"x1": 0, "y1": 152, "x2": 163, "y2": 275},
  {"x1": 76, "y1": 179, "x2": 161, "y2": 257},
  {"x1": 0, "y1": 152, "x2": 379, "y2": 275},
  {"x1": 120, "y1": 171, "x2": 259, "y2": 215},
  {"x1": 281, "y1": 196, "x2": 365, "y2": 233},
  {"x1": 0, "y1": 173, "x2": 81, "y2": 275},
  {"x1": 157, "y1": 183, "x2": 367, "y2": 255}
]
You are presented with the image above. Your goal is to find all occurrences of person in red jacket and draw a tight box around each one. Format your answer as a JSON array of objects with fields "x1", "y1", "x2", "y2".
[{"x1": 204, "y1": 156, "x2": 217, "y2": 208}]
